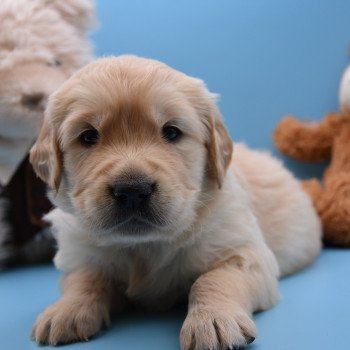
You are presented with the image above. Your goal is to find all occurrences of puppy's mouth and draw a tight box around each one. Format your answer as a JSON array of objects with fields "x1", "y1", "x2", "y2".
[
  {"x1": 115, "y1": 215, "x2": 163, "y2": 231},
  {"x1": 103, "y1": 206, "x2": 169, "y2": 234}
]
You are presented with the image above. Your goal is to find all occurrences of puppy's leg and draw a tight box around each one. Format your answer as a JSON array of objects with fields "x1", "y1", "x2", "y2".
[
  {"x1": 32, "y1": 269, "x2": 123, "y2": 345},
  {"x1": 180, "y1": 247, "x2": 279, "y2": 350}
]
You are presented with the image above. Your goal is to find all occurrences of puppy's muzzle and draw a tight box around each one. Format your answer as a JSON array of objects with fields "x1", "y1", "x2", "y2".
[
  {"x1": 112, "y1": 174, "x2": 156, "y2": 211},
  {"x1": 106, "y1": 172, "x2": 167, "y2": 231}
]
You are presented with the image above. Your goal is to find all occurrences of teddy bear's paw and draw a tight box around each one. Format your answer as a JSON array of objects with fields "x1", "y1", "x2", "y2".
[
  {"x1": 31, "y1": 298, "x2": 110, "y2": 345},
  {"x1": 180, "y1": 307, "x2": 256, "y2": 350},
  {"x1": 320, "y1": 175, "x2": 350, "y2": 246},
  {"x1": 274, "y1": 116, "x2": 306, "y2": 156},
  {"x1": 301, "y1": 179, "x2": 323, "y2": 202}
]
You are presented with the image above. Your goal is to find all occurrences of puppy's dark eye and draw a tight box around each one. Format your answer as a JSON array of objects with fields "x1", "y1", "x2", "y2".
[
  {"x1": 79, "y1": 129, "x2": 99, "y2": 146},
  {"x1": 162, "y1": 125, "x2": 182, "y2": 142}
]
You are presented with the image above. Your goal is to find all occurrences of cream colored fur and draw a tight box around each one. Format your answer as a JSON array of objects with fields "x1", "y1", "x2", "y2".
[
  {"x1": 30, "y1": 56, "x2": 321, "y2": 349},
  {"x1": 0, "y1": 0, "x2": 95, "y2": 182}
]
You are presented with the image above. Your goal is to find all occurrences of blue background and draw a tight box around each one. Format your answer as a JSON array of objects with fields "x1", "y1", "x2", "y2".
[{"x1": 1, "y1": 1, "x2": 350, "y2": 349}]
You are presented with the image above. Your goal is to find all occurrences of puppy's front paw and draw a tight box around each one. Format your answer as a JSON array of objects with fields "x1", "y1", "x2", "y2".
[
  {"x1": 32, "y1": 299, "x2": 110, "y2": 345},
  {"x1": 180, "y1": 307, "x2": 256, "y2": 350}
]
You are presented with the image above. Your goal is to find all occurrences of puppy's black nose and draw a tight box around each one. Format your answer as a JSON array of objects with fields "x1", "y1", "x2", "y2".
[{"x1": 112, "y1": 177, "x2": 155, "y2": 210}]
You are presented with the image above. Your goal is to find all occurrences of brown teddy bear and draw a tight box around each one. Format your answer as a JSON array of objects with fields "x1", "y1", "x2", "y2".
[{"x1": 274, "y1": 90, "x2": 350, "y2": 246}]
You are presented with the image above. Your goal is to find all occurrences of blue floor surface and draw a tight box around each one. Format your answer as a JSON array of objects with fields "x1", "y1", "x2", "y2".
[{"x1": 0, "y1": 249, "x2": 349, "y2": 349}]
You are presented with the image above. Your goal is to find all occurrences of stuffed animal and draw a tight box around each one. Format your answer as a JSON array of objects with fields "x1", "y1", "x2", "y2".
[
  {"x1": 0, "y1": 0, "x2": 96, "y2": 268},
  {"x1": 340, "y1": 64, "x2": 350, "y2": 109},
  {"x1": 273, "y1": 66, "x2": 350, "y2": 247}
]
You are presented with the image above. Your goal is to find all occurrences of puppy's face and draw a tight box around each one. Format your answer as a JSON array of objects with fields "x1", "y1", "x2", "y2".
[{"x1": 30, "y1": 56, "x2": 232, "y2": 245}]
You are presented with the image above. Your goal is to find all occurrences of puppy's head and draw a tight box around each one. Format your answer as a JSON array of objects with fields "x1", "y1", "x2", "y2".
[{"x1": 30, "y1": 56, "x2": 233, "y2": 245}]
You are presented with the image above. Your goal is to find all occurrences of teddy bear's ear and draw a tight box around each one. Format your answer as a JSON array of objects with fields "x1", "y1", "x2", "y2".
[
  {"x1": 29, "y1": 113, "x2": 63, "y2": 193},
  {"x1": 49, "y1": 0, "x2": 97, "y2": 32}
]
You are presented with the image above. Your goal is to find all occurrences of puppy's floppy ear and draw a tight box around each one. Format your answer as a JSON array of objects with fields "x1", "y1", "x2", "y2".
[
  {"x1": 186, "y1": 79, "x2": 233, "y2": 188},
  {"x1": 30, "y1": 111, "x2": 63, "y2": 193},
  {"x1": 204, "y1": 102, "x2": 233, "y2": 188}
]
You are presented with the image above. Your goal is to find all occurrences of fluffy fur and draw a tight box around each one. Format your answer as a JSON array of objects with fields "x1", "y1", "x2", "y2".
[
  {"x1": 340, "y1": 65, "x2": 350, "y2": 110},
  {"x1": 0, "y1": 0, "x2": 95, "y2": 266},
  {"x1": 30, "y1": 56, "x2": 321, "y2": 348},
  {"x1": 0, "y1": 0, "x2": 95, "y2": 148},
  {"x1": 274, "y1": 112, "x2": 350, "y2": 247}
]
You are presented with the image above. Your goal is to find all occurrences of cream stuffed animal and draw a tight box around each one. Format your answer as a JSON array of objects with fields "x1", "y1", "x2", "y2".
[{"x1": 0, "y1": 0, "x2": 96, "y2": 267}]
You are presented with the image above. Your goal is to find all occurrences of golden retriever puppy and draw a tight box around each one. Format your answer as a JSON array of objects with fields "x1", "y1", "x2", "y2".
[{"x1": 30, "y1": 56, "x2": 321, "y2": 349}]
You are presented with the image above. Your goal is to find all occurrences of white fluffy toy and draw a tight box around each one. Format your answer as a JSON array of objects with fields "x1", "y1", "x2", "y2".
[
  {"x1": 340, "y1": 64, "x2": 350, "y2": 110},
  {"x1": 0, "y1": 0, "x2": 96, "y2": 268}
]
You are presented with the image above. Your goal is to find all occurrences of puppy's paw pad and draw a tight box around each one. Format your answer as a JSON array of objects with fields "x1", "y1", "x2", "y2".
[
  {"x1": 180, "y1": 308, "x2": 256, "y2": 350},
  {"x1": 32, "y1": 300, "x2": 109, "y2": 345}
]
